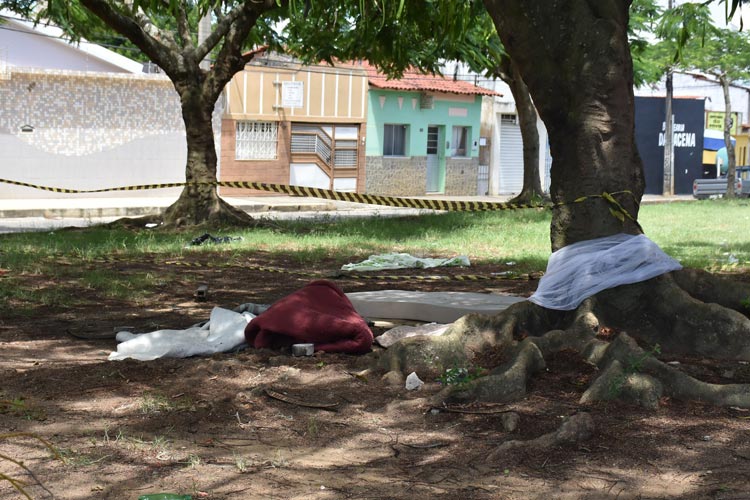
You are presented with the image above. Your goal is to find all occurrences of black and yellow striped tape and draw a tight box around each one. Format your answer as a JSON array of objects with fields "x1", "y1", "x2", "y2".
[
  {"x1": 164, "y1": 260, "x2": 540, "y2": 281},
  {"x1": 75, "y1": 256, "x2": 540, "y2": 282},
  {"x1": 0, "y1": 177, "x2": 638, "y2": 222},
  {"x1": 0, "y1": 178, "x2": 543, "y2": 212}
]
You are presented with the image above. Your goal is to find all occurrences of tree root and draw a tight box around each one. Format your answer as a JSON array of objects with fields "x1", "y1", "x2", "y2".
[
  {"x1": 583, "y1": 333, "x2": 750, "y2": 408},
  {"x1": 163, "y1": 195, "x2": 255, "y2": 227},
  {"x1": 507, "y1": 188, "x2": 550, "y2": 206},
  {"x1": 374, "y1": 270, "x2": 750, "y2": 410},
  {"x1": 486, "y1": 413, "x2": 594, "y2": 461},
  {"x1": 671, "y1": 268, "x2": 750, "y2": 318},
  {"x1": 105, "y1": 197, "x2": 280, "y2": 230},
  {"x1": 596, "y1": 273, "x2": 750, "y2": 360}
]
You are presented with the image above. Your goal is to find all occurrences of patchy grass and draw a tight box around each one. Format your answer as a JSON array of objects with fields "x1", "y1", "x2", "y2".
[
  {"x1": 0, "y1": 433, "x2": 60, "y2": 497},
  {"x1": 139, "y1": 391, "x2": 195, "y2": 414},
  {"x1": 0, "y1": 397, "x2": 47, "y2": 421},
  {"x1": 0, "y1": 199, "x2": 747, "y2": 314},
  {"x1": 640, "y1": 198, "x2": 750, "y2": 269}
]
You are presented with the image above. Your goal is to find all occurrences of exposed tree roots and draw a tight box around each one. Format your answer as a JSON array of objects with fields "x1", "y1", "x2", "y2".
[
  {"x1": 374, "y1": 270, "x2": 750, "y2": 454},
  {"x1": 507, "y1": 189, "x2": 550, "y2": 206},
  {"x1": 162, "y1": 195, "x2": 256, "y2": 227},
  {"x1": 486, "y1": 413, "x2": 595, "y2": 461},
  {"x1": 106, "y1": 197, "x2": 280, "y2": 230},
  {"x1": 376, "y1": 270, "x2": 750, "y2": 412}
]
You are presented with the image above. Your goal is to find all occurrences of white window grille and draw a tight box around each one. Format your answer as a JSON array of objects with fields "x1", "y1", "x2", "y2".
[
  {"x1": 501, "y1": 113, "x2": 517, "y2": 125},
  {"x1": 334, "y1": 149, "x2": 357, "y2": 167},
  {"x1": 236, "y1": 121, "x2": 278, "y2": 160}
]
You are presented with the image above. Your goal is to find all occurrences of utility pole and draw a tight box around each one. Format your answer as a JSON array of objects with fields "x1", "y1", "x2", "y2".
[{"x1": 663, "y1": 0, "x2": 675, "y2": 196}]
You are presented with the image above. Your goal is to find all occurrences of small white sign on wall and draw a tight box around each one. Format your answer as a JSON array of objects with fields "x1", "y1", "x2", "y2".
[{"x1": 281, "y1": 81, "x2": 304, "y2": 108}]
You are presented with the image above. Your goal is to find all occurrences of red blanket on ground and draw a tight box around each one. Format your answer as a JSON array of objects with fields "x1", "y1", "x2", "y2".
[{"x1": 244, "y1": 280, "x2": 373, "y2": 354}]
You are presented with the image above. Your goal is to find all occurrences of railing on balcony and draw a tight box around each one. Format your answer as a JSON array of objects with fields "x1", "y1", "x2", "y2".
[{"x1": 290, "y1": 124, "x2": 358, "y2": 170}]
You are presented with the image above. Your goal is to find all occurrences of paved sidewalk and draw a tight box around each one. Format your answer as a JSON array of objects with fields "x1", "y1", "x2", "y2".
[
  {"x1": 0, "y1": 194, "x2": 517, "y2": 219},
  {"x1": 0, "y1": 193, "x2": 694, "y2": 220}
]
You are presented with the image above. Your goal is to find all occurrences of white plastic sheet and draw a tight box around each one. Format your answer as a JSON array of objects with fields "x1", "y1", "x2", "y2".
[
  {"x1": 108, "y1": 307, "x2": 254, "y2": 361},
  {"x1": 341, "y1": 253, "x2": 470, "y2": 272},
  {"x1": 528, "y1": 233, "x2": 682, "y2": 311}
]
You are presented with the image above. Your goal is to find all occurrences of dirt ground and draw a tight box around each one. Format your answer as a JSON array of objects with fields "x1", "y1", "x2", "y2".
[{"x1": 1, "y1": 251, "x2": 750, "y2": 500}]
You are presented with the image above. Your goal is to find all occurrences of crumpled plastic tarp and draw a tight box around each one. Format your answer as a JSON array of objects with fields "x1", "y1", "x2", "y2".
[
  {"x1": 108, "y1": 307, "x2": 254, "y2": 361},
  {"x1": 528, "y1": 233, "x2": 682, "y2": 311},
  {"x1": 341, "y1": 253, "x2": 470, "y2": 272}
]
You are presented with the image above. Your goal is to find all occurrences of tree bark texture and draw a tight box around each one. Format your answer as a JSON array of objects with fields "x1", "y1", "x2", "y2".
[
  {"x1": 484, "y1": 0, "x2": 644, "y2": 250},
  {"x1": 720, "y1": 74, "x2": 737, "y2": 198},
  {"x1": 79, "y1": 0, "x2": 280, "y2": 225},
  {"x1": 496, "y1": 57, "x2": 544, "y2": 203},
  {"x1": 375, "y1": 270, "x2": 750, "y2": 410}
]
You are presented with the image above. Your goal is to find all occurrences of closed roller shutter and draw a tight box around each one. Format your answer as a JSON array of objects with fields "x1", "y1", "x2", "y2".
[{"x1": 499, "y1": 114, "x2": 523, "y2": 194}]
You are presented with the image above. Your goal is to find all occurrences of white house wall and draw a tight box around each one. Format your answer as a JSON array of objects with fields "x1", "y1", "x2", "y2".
[
  {"x1": 490, "y1": 102, "x2": 550, "y2": 196},
  {"x1": 0, "y1": 14, "x2": 142, "y2": 73},
  {"x1": 445, "y1": 61, "x2": 550, "y2": 196},
  {"x1": 0, "y1": 68, "x2": 188, "y2": 199}
]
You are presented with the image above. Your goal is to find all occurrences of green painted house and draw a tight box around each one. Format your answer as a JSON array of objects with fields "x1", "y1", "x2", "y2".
[{"x1": 360, "y1": 63, "x2": 499, "y2": 196}]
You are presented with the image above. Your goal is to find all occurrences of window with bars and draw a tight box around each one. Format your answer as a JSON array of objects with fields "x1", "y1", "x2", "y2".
[
  {"x1": 500, "y1": 113, "x2": 517, "y2": 124},
  {"x1": 235, "y1": 121, "x2": 278, "y2": 160}
]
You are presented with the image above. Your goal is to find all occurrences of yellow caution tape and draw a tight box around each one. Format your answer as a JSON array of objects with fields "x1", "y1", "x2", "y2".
[
  {"x1": 76, "y1": 256, "x2": 540, "y2": 282},
  {"x1": 0, "y1": 178, "x2": 544, "y2": 212},
  {"x1": 0, "y1": 177, "x2": 638, "y2": 221}
]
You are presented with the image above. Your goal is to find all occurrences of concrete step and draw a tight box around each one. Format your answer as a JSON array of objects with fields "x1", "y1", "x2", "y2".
[{"x1": 347, "y1": 290, "x2": 525, "y2": 324}]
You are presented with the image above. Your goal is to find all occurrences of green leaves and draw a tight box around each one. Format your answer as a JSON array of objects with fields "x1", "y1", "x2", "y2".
[
  {"x1": 631, "y1": 1, "x2": 750, "y2": 86},
  {"x1": 284, "y1": 0, "x2": 504, "y2": 79}
]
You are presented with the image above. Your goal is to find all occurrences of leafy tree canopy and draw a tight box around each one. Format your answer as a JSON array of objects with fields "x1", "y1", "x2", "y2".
[{"x1": 282, "y1": 0, "x2": 504, "y2": 78}]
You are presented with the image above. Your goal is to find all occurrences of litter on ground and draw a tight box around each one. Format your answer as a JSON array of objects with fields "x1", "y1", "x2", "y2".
[{"x1": 341, "y1": 253, "x2": 470, "y2": 271}]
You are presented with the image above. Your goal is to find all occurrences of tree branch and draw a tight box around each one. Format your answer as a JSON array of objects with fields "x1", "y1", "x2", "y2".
[
  {"x1": 175, "y1": 1, "x2": 193, "y2": 49},
  {"x1": 202, "y1": 0, "x2": 284, "y2": 100},
  {"x1": 196, "y1": 0, "x2": 284, "y2": 63},
  {"x1": 194, "y1": 2, "x2": 249, "y2": 64},
  {"x1": 78, "y1": 0, "x2": 180, "y2": 72}
]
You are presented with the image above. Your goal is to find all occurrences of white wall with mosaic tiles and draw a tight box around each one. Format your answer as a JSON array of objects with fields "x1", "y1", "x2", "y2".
[{"x1": 0, "y1": 68, "x2": 206, "y2": 199}]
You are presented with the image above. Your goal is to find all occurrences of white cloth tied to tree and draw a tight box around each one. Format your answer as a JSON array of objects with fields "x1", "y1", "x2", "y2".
[
  {"x1": 108, "y1": 307, "x2": 254, "y2": 361},
  {"x1": 341, "y1": 253, "x2": 470, "y2": 272},
  {"x1": 528, "y1": 233, "x2": 682, "y2": 311}
]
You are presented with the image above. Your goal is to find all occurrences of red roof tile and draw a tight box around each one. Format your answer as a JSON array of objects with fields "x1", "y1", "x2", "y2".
[{"x1": 351, "y1": 61, "x2": 501, "y2": 97}]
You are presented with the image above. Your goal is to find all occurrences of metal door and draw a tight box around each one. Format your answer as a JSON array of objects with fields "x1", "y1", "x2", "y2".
[
  {"x1": 426, "y1": 126, "x2": 441, "y2": 192},
  {"x1": 499, "y1": 114, "x2": 524, "y2": 194}
]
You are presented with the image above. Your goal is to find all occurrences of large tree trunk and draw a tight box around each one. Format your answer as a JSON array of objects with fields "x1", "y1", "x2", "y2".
[
  {"x1": 78, "y1": 0, "x2": 278, "y2": 227},
  {"x1": 720, "y1": 74, "x2": 737, "y2": 198},
  {"x1": 162, "y1": 78, "x2": 252, "y2": 226},
  {"x1": 484, "y1": 0, "x2": 643, "y2": 250},
  {"x1": 496, "y1": 57, "x2": 545, "y2": 204},
  {"x1": 373, "y1": 0, "x2": 750, "y2": 423}
]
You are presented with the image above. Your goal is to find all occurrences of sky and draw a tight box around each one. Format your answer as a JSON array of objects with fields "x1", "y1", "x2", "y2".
[{"x1": 667, "y1": 0, "x2": 750, "y2": 29}]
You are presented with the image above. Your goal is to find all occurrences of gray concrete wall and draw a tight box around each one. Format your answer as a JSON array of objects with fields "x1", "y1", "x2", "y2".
[
  {"x1": 365, "y1": 156, "x2": 427, "y2": 196},
  {"x1": 445, "y1": 157, "x2": 480, "y2": 196},
  {"x1": 365, "y1": 155, "x2": 480, "y2": 196}
]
